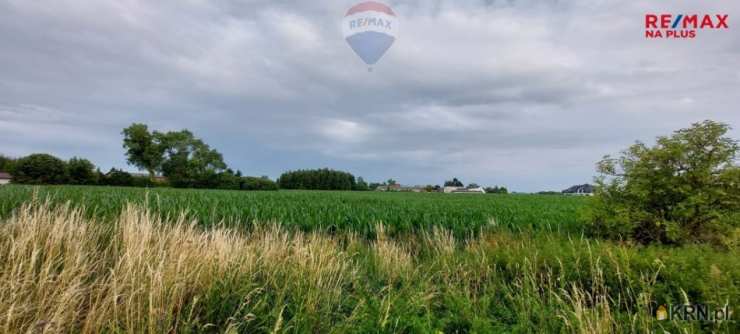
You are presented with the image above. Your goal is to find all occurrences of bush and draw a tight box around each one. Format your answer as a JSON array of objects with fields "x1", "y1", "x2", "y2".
[
  {"x1": 278, "y1": 169, "x2": 356, "y2": 190},
  {"x1": 166, "y1": 172, "x2": 206, "y2": 189},
  {"x1": 586, "y1": 120, "x2": 739, "y2": 246},
  {"x1": 241, "y1": 177, "x2": 278, "y2": 191},
  {"x1": 131, "y1": 175, "x2": 163, "y2": 188},
  {"x1": 0, "y1": 155, "x2": 15, "y2": 172},
  {"x1": 101, "y1": 169, "x2": 135, "y2": 187},
  {"x1": 12, "y1": 154, "x2": 67, "y2": 184},
  {"x1": 485, "y1": 186, "x2": 509, "y2": 194},
  {"x1": 215, "y1": 171, "x2": 242, "y2": 190},
  {"x1": 67, "y1": 157, "x2": 98, "y2": 185}
]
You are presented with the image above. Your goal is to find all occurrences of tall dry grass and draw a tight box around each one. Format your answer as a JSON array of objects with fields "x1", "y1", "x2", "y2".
[
  {"x1": 0, "y1": 200, "x2": 734, "y2": 333},
  {"x1": 0, "y1": 201, "x2": 356, "y2": 333}
]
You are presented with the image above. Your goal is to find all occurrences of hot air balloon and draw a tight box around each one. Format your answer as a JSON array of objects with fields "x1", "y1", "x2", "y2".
[{"x1": 342, "y1": 2, "x2": 397, "y2": 69}]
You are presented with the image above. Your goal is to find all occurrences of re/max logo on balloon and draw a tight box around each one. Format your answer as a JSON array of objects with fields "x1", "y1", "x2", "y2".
[
  {"x1": 645, "y1": 14, "x2": 729, "y2": 39},
  {"x1": 342, "y1": 2, "x2": 397, "y2": 68},
  {"x1": 348, "y1": 17, "x2": 393, "y2": 30}
]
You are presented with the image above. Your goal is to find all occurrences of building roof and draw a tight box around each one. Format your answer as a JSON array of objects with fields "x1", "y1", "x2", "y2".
[
  {"x1": 444, "y1": 186, "x2": 486, "y2": 193},
  {"x1": 0, "y1": 172, "x2": 11, "y2": 180},
  {"x1": 562, "y1": 184, "x2": 594, "y2": 194}
]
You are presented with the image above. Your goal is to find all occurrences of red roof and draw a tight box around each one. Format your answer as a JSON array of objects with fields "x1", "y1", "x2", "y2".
[{"x1": 0, "y1": 172, "x2": 11, "y2": 179}]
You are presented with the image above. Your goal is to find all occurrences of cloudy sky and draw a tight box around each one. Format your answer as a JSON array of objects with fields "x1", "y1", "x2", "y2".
[{"x1": 1, "y1": 0, "x2": 738, "y2": 192}]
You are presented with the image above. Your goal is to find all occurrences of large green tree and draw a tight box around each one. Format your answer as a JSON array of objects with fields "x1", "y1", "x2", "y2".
[
  {"x1": 588, "y1": 120, "x2": 739, "y2": 246},
  {"x1": 122, "y1": 124, "x2": 227, "y2": 188},
  {"x1": 122, "y1": 123, "x2": 165, "y2": 180},
  {"x1": 159, "y1": 130, "x2": 227, "y2": 188},
  {"x1": 444, "y1": 178, "x2": 464, "y2": 187}
]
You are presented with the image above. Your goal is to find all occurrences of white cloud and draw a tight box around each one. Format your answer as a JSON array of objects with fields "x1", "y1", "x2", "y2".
[{"x1": 316, "y1": 119, "x2": 371, "y2": 144}]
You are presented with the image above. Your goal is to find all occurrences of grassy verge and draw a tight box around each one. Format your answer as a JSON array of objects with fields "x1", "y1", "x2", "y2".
[{"x1": 1, "y1": 199, "x2": 736, "y2": 333}]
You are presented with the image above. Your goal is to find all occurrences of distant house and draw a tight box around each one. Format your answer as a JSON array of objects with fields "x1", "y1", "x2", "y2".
[
  {"x1": 398, "y1": 185, "x2": 427, "y2": 193},
  {"x1": 408, "y1": 186, "x2": 425, "y2": 193},
  {"x1": 562, "y1": 184, "x2": 595, "y2": 196},
  {"x1": 0, "y1": 172, "x2": 11, "y2": 186},
  {"x1": 444, "y1": 186, "x2": 486, "y2": 194},
  {"x1": 375, "y1": 183, "x2": 402, "y2": 192},
  {"x1": 443, "y1": 186, "x2": 459, "y2": 193},
  {"x1": 131, "y1": 172, "x2": 168, "y2": 183},
  {"x1": 467, "y1": 187, "x2": 487, "y2": 194}
]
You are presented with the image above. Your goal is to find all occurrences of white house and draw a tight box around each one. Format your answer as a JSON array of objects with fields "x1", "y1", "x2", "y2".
[
  {"x1": 466, "y1": 187, "x2": 487, "y2": 194},
  {"x1": 562, "y1": 184, "x2": 595, "y2": 196},
  {"x1": 0, "y1": 172, "x2": 11, "y2": 186},
  {"x1": 444, "y1": 186, "x2": 486, "y2": 194}
]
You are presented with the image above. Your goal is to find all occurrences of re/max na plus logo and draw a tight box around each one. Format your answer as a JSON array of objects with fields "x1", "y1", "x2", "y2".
[{"x1": 645, "y1": 14, "x2": 729, "y2": 39}]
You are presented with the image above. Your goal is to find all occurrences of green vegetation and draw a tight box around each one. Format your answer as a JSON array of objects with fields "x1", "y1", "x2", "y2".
[
  {"x1": 0, "y1": 185, "x2": 585, "y2": 238},
  {"x1": 1, "y1": 121, "x2": 738, "y2": 332},
  {"x1": 11, "y1": 153, "x2": 68, "y2": 184},
  {"x1": 4, "y1": 153, "x2": 160, "y2": 188},
  {"x1": 239, "y1": 176, "x2": 280, "y2": 191},
  {"x1": 485, "y1": 185, "x2": 509, "y2": 194},
  {"x1": 588, "y1": 120, "x2": 739, "y2": 246},
  {"x1": 123, "y1": 123, "x2": 233, "y2": 188},
  {"x1": 2, "y1": 124, "x2": 280, "y2": 191},
  {"x1": 121, "y1": 123, "x2": 168, "y2": 180},
  {"x1": 0, "y1": 154, "x2": 15, "y2": 172},
  {"x1": 444, "y1": 178, "x2": 464, "y2": 187},
  {"x1": 278, "y1": 168, "x2": 360, "y2": 191},
  {"x1": 0, "y1": 195, "x2": 737, "y2": 333},
  {"x1": 66, "y1": 157, "x2": 97, "y2": 185}
]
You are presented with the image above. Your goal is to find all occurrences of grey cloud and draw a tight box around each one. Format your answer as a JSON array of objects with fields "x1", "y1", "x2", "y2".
[{"x1": 1, "y1": 0, "x2": 738, "y2": 191}]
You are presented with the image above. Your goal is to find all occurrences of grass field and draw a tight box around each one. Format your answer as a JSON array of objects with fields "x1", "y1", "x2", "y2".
[
  {"x1": 0, "y1": 185, "x2": 738, "y2": 333},
  {"x1": 0, "y1": 185, "x2": 587, "y2": 237}
]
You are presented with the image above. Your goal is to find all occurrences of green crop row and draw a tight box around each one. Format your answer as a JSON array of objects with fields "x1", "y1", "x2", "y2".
[{"x1": 0, "y1": 185, "x2": 588, "y2": 237}]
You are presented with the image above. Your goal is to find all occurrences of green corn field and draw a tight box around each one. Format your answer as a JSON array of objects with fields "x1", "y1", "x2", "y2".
[
  {"x1": 0, "y1": 185, "x2": 588, "y2": 237},
  {"x1": 0, "y1": 185, "x2": 737, "y2": 333}
]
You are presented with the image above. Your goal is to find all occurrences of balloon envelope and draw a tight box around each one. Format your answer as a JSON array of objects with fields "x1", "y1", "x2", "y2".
[{"x1": 342, "y1": 2, "x2": 397, "y2": 65}]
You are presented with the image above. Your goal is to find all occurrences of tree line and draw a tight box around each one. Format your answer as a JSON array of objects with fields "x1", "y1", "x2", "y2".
[
  {"x1": 278, "y1": 169, "x2": 361, "y2": 191},
  {"x1": 0, "y1": 124, "x2": 374, "y2": 191},
  {"x1": 0, "y1": 123, "x2": 513, "y2": 193},
  {"x1": 122, "y1": 124, "x2": 376, "y2": 191},
  {"x1": 0, "y1": 124, "x2": 282, "y2": 190},
  {"x1": 0, "y1": 154, "x2": 158, "y2": 187}
]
